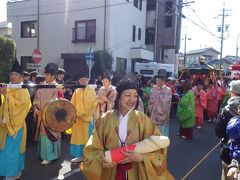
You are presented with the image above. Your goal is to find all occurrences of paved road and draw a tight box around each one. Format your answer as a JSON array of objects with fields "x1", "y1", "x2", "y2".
[{"x1": 1, "y1": 109, "x2": 222, "y2": 180}]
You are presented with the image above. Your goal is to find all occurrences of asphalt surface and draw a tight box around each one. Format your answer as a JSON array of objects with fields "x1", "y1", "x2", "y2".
[{"x1": 1, "y1": 108, "x2": 222, "y2": 180}]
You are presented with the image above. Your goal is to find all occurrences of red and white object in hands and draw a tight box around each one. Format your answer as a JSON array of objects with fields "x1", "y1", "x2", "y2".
[{"x1": 104, "y1": 136, "x2": 170, "y2": 163}]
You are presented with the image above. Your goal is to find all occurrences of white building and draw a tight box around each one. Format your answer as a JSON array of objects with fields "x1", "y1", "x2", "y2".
[
  {"x1": 7, "y1": 0, "x2": 154, "y2": 77},
  {"x1": 0, "y1": 21, "x2": 12, "y2": 36}
]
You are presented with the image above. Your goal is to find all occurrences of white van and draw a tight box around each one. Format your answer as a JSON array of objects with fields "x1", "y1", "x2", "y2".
[{"x1": 134, "y1": 62, "x2": 159, "y2": 78}]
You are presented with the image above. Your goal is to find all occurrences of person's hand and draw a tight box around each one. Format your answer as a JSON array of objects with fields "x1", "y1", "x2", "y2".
[
  {"x1": 98, "y1": 99, "x2": 105, "y2": 104},
  {"x1": 227, "y1": 167, "x2": 239, "y2": 180},
  {"x1": 0, "y1": 84, "x2": 7, "y2": 96},
  {"x1": 102, "y1": 155, "x2": 116, "y2": 168},
  {"x1": 118, "y1": 150, "x2": 143, "y2": 164},
  {"x1": 102, "y1": 96, "x2": 108, "y2": 102}
]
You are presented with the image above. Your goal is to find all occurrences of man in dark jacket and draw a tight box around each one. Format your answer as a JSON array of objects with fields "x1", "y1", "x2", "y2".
[{"x1": 215, "y1": 80, "x2": 240, "y2": 180}]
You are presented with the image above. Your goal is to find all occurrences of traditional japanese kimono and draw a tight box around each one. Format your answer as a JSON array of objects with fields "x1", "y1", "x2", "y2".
[
  {"x1": 193, "y1": 87, "x2": 207, "y2": 127},
  {"x1": 0, "y1": 88, "x2": 31, "y2": 177},
  {"x1": 83, "y1": 110, "x2": 174, "y2": 180},
  {"x1": 207, "y1": 86, "x2": 218, "y2": 120},
  {"x1": 148, "y1": 85, "x2": 172, "y2": 136},
  {"x1": 142, "y1": 86, "x2": 152, "y2": 114},
  {"x1": 96, "y1": 85, "x2": 117, "y2": 119},
  {"x1": 176, "y1": 91, "x2": 195, "y2": 139},
  {"x1": 70, "y1": 86, "x2": 97, "y2": 158},
  {"x1": 33, "y1": 81, "x2": 64, "y2": 161}
]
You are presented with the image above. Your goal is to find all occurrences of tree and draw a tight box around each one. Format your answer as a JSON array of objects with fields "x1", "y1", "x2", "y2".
[
  {"x1": 91, "y1": 50, "x2": 113, "y2": 78},
  {"x1": 0, "y1": 35, "x2": 16, "y2": 82}
]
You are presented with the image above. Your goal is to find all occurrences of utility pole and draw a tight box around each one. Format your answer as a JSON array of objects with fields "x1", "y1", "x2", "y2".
[
  {"x1": 37, "y1": 0, "x2": 39, "y2": 49},
  {"x1": 183, "y1": 34, "x2": 187, "y2": 67},
  {"x1": 218, "y1": 3, "x2": 231, "y2": 70},
  {"x1": 236, "y1": 34, "x2": 240, "y2": 63}
]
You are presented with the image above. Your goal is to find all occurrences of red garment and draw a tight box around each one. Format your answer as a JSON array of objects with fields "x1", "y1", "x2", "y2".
[
  {"x1": 207, "y1": 87, "x2": 218, "y2": 119},
  {"x1": 217, "y1": 86, "x2": 226, "y2": 102},
  {"x1": 194, "y1": 88, "x2": 207, "y2": 127},
  {"x1": 179, "y1": 127, "x2": 193, "y2": 139}
]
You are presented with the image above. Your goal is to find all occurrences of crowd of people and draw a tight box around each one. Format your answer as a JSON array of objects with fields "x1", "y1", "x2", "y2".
[{"x1": 1, "y1": 60, "x2": 240, "y2": 180}]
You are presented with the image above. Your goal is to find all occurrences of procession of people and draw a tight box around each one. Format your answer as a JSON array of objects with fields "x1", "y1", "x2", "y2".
[{"x1": 0, "y1": 57, "x2": 239, "y2": 180}]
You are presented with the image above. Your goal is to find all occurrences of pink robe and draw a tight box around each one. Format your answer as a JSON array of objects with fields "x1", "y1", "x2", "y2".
[
  {"x1": 148, "y1": 85, "x2": 172, "y2": 125},
  {"x1": 207, "y1": 87, "x2": 218, "y2": 119},
  {"x1": 194, "y1": 88, "x2": 207, "y2": 127}
]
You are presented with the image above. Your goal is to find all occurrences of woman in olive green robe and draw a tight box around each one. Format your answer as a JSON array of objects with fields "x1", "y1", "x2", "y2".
[{"x1": 83, "y1": 81, "x2": 173, "y2": 180}]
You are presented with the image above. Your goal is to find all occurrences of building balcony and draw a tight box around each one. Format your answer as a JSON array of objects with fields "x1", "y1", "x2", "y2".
[{"x1": 130, "y1": 47, "x2": 154, "y2": 61}]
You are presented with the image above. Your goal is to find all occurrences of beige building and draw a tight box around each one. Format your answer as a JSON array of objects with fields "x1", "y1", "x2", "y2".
[{"x1": 185, "y1": 47, "x2": 220, "y2": 67}]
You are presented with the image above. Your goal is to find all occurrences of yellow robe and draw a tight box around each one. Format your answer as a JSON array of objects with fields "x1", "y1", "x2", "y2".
[
  {"x1": 83, "y1": 110, "x2": 174, "y2": 180},
  {"x1": 70, "y1": 86, "x2": 97, "y2": 145},
  {"x1": 0, "y1": 89, "x2": 31, "y2": 153}
]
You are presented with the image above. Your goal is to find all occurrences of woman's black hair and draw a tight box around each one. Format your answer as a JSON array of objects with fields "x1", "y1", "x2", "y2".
[{"x1": 114, "y1": 81, "x2": 139, "y2": 110}]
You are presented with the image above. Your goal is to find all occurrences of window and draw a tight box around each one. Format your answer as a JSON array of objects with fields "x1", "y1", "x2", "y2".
[
  {"x1": 21, "y1": 21, "x2": 37, "y2": 38},
  {"x1": 73, "y1": 20, "x2": 96, "y2": 42},
  {"x1": 116, "y1": 57, "x2": 127, "y2": 73},
  {"x1": 145, "y1": 28, "x2": 155, "y2": 44},
  {"x1": 132, "y1": 25, "x2": 136, "y2": 42},
  {"x1": 164, "y1": 16, "x2": 172, "y2": 28},
  {"x1": 134, "y1": 0, "x2": 138, "y2": 8},
  {"x1": 138, "y1": 28, "x2": 141, "y2": 40},
  {"x1": 147, "y1": 0, "x2": 156, "y2": 10},
  {"x1": 165, "y1": 1, "x2": 173, "y2": 13},
  {"x1": 140, "y1": 70, "x2": 154, "y2": 75},
  {"x1": 139, "y1": 0, "x2": 142, "y2": 10}
]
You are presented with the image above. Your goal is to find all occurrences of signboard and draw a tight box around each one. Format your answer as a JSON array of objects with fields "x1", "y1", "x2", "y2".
[
  {"x1": 27, "y1": 63, "x2": 41, "y2": 69},
  {"x1": 85, "y1": 47, "x2": 94, "y2": 61},
  {"x1": 86, "y1": 47, "x2": 94, "y2": 79},
  {"x1": 32, "y1": 49, "x2": 42, "y2": 63}
]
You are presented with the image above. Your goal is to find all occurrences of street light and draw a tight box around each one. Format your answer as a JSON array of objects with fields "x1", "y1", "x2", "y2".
[
  {"x1": 183, "y1": 34, "x2": 192, "y2": 67},
  {"x1": 236, "y1": 34, "x2": 240, "y2": 63}
]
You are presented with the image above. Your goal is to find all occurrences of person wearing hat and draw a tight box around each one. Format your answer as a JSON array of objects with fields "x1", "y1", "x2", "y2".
[
  {"x1": 165, "y1": 77, "x2": 177, "y2": 95},
  {"x1": 70, "y1": 71, "x2": 97, "y2": 163},
  {"x1": 83, "y1": 80, "x2": 173, "y2": 180},
  {"x1": 23, "y1": 71, "x2": 31, "y2": 84},
  {"x1": 0, "y1": 60, "x2": 31, "y2": 179},
  {"x1": 192, "y1": 79, "x2": 207, "y2": 129},
  {"x1": 148, "y1": 74, "x2": 172, "y2": 136},
  {"x1": 215, "y1": 80, "x2": 240, "y2": 179},
  {"x1": 30, "y1": 71, "x2": 38, "y2": 83},
  {"x1": 56, "y1": 68, "x2": 65, "y2": 84},
  {"x1": 206, "y1": 79, "x2": 218, "y2": 122},
  {"x1": 95, "y1": 73, "x2": 117, "y2": 119},
  {"x1": 33, "y1": 63, "x2": 64, "y2": 165}
]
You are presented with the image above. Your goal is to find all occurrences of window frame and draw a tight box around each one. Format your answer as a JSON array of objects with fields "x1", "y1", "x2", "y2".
[
  {"x1": 165, "y1": 1, "x2": 173, "y2": 13},
  {"x1": 132, "y1": 25, "x2": 136, "y2": 42},
  {"x1": 164, "y1": 16, "x2": 172, "y2": 28},
  {"x1": 73, "y1": 19, "x2": 96, "y2": 42},
  {"x1": 21, "y1": 21, "x2": 37, "y2": 38},
  {"x1": 134, "y1": 0, "x2": 138, "y2": 8},
  {"x1": 145, "y1": 27, "x2": 155, "y2": 45},
  {"x1": 138, "y1": 28, "x2": 141, "y2": 40}
]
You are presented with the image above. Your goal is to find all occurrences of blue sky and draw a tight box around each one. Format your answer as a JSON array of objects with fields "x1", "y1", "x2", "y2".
[
  {"x1": 180, "y1": 0, "x2": 240, "y2": 57},
  {"x1": 0, "y1": 0, "x2": 239, "y2": 57}
]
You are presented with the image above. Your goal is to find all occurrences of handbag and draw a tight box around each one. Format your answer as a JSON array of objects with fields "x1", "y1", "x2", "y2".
[{"x1": 220, "y1": 144, "x2": 231, "y2": 164}]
